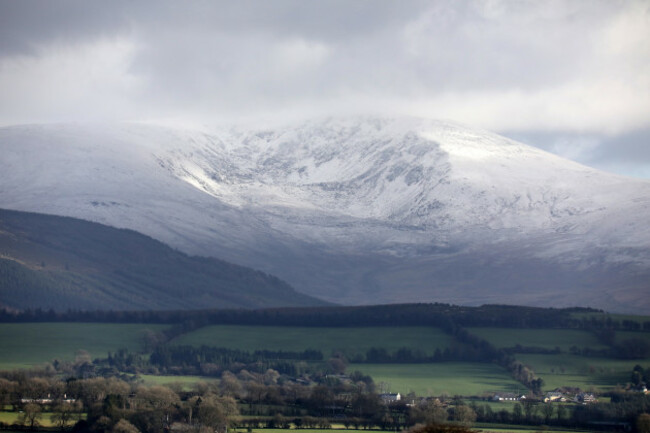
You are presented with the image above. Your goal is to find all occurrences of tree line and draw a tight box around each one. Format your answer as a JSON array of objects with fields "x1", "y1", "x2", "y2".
[{"x1": 0, "y1": 303, "x2": 616, "y2": 328}]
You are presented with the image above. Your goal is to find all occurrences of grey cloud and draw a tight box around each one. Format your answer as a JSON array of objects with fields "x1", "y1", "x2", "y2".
[
  {"x1": 127, "y1": 0, "x2": 640, "y2": 108},
  {"x1": 0, "y1": 0, "x2": 427, "y2": 55},
  {"x1": 0, "y1": 0, "x2": 648, "y2": 178},
  {"x1": 0, "y1": 1, "x2": 129, "y2": 55},
  {"x1": 1, "y1": 0, "x2": 641, "y2": 104}
]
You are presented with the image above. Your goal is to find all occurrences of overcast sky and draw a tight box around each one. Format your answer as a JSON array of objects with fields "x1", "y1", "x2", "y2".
[{"x1": 1, "y1": 0, "x2": 649, "y2": 177}]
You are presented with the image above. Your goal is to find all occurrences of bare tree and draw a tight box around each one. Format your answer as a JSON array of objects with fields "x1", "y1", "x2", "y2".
[
  {"x1": 50, "y1": 401, "x2": 82, "y2": 430},
  {"x1": 453, "y1": 405, "x2": 476, "y2": 427},
  {"x1": 541, "y1": 403, "x2": 554, "y2": 424},
  {"x1": 19, "y1": 403, "x2": 43, "y2": 429}
]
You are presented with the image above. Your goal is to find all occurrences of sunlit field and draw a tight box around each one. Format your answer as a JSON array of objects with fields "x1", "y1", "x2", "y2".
[
  {"x1": 353, "y1": 363, "x2": 524, "y2": 396},
  {"x1": 0, "y1": 323, "x2": 169, "y2": 369}
]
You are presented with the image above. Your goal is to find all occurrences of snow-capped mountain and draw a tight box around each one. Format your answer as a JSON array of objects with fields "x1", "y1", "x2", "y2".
[{"x1": 1, "y1": 117, "x2": 649, "y2": 312}]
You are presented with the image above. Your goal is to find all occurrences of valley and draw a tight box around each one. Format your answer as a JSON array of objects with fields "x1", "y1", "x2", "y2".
[{"x1": 0, "y1": 304, "x2": 648, "y2": 432}]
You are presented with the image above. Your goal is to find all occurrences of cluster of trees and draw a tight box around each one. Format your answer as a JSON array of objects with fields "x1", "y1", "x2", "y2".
[
  {"x1": 97, "y1": 348, "x2": 327, "y2": 378},
  {"x1": 614, "y1": 339, "x2": 650, "y2": 360},
  {"x1": 503, "y1": 344, "x2": 563, "y2": 355},
  {"x1": 150, "y1": 346, "x2": 322, "y2": 365},
  {"x1": 106, "y1": 342, "x2": 504, "y2": 375},
  {"x1": 630, "y1": 365, "x2": 649, "y2": 388},
  {"x1": 362, "y1": 345, "x2": 487, "y2": 364},
  {"x1": 566, "y1": 340, "x2": 650, "y2": 360},
  {"x1": 417, "y1": 395, "x2": 650, "y2": 430},
  {"x1": 465, "y1": 401, "x2": 564, "y2": 426},
  {"x1": 591, "y1": 329, "x2": 650, "y2": 359},
  {"x1": 503, "y1": 361, "x2": 544, "y2": 394},
  {"x1": 0, "y1": 366, "x2": 399, "y2": 432},
  {"x1": 0, "y1": 375, "x2": 238, "y2": 433},
  {"x1": 579, "y1": 315, "x2": 650, "y2": 332},
  {"x1": 572, "y1": 392, "x2": 650, "y2": 429}
]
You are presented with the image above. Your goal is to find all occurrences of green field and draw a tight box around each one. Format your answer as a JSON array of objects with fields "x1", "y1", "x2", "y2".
[
  {"x1": 477, "y1": 428, "x2": 596, "y2": 433},
  {"x1": 138, "y1": 374, "x2": 218, "y2": 389},
  {"x1": 516, "y1": 353, "x2": 649, "y2": 391},
  {"x1": 615, "y1": 330, "x2": 650, "y2": 345},
  {"x1": 0, "y1": 411, "x2": 81, "y2": 427},
  {"x1": 0, "y1": 322, "x2": 169, "y2": 369},
  {"x1": 2, "y1": 321, "x2": 648, "y2": 397},
  {"x1": 170, "y1": 325, "x2": 454, "y2": 358},
  {"x1": 0, "y1": 412, "x2": 20, "y2": 425},
  {"x1": 353, "y1": 363, "x2": 524, "y2": 397},
  {"x1": 466, "y1": 328, "x2": 608, "y2": 351}
]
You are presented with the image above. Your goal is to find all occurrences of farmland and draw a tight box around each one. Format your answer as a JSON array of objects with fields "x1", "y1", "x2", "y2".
[
  {"x1": 138, "y1": 374, "x2": 218, "y2": 389},
  {"x1": 0, "y1": 411, "x2": 82, "y2": 427},
  {"x1": 0, "y1": 304, "x2": 649, "y2": 433},
  {"x1": 616, "y1": 330, "x2": 650, "y2": 345},
  {"x1": 353, "y1": 363, "x2": 524, "y2": 397},
  {"x1": 1, "y1": 321, "x2": 648, "y2": 395},
  {"x1": 516, "y1": 353, "x2": 649, "y2": 391},
  {"x1": 0, "y1": 322, "x2": 168, "y2": 369},
  {"x1": 169, "y1": 325, "x2": 456, "y2": 359},
  {"x1": 466, "y1": 328, "x2": 608, "y2": 351}
]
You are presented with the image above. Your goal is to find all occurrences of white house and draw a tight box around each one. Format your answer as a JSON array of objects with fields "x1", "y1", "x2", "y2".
[{"x1": 380, "y1": 393, "x2": 401, "y2": 404}]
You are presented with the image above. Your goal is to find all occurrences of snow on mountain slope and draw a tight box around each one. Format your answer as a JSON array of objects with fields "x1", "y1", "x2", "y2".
[
  {"x1": 1, "y1": 117, "x2": 649, "y2": 312},
  {"x1": 158, "y1": 117, "x2": 650, "y2": 256}
]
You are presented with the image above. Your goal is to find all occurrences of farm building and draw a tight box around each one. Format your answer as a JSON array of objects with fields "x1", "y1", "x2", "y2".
[
  {"x1": 492, "y1": 392, "x2": 524, "y2": 401},
  {"x1": 544, "y1": 391, "x2": 565, "y2": 402},
  {"x1": 575, "y1": 392, "x2": 597, "y2": 404},
  {"x1": 380, "y1": 393, "x2": 401, "y2": 404}
]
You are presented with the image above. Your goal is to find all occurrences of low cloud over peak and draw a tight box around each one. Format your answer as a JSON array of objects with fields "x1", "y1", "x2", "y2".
[{"x1": 1, "y1": 0, "x2": 649, "y2": 177}]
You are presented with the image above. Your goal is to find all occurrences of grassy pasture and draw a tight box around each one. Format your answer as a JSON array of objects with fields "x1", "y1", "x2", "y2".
[
  {"x1": 615, "y1": 330, "x2": 650, "y2": 345},
  {"x1": 516, "y1": 353, "x2": 650, "y2": 391},
  {"x1": 0, "y1": 411, "x2": 80, "y2": 427},
  {"x1": 138, "y1": 374, "x2": 218, "y2": 389},
  {"x1": 0, "y1": 323, "x2": 168, "y2": 370},
  {"x1": 466, "y1": 328, "x2": 608, "y2": 351},
  {"x1": 476, "y1": 427, "x2": 595, "y2": 433},
  {"x1": 0, "y1": 412, "x2": 20, "y2": 425},
  {"x1": 353, "y1": 363, "x2": 523, "y2": 397},
  {"x1": 472, "y1": 400, "x2": 520, "y2": 412},
  {"x1": 170, "y1": 325, "x2": 454, "y2": 359}
]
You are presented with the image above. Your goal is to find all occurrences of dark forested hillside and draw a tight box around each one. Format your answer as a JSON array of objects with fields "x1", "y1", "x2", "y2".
[{"x1": 0, "y1": 208, "x2": 327, "y2": 311}]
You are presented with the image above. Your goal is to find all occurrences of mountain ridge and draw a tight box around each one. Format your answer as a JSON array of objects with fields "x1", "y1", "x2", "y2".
[
  {"x1": 0, "y1": 207, "x2": 327, "y2": 311},
  {"x1": 1, "y1": 116, "x2": 648, "y2": 312}
]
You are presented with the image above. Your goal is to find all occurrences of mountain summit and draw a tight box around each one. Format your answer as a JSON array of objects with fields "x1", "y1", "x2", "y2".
[{"x1": 1, "y1": 117, "x2": 649, "y2": 312}]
